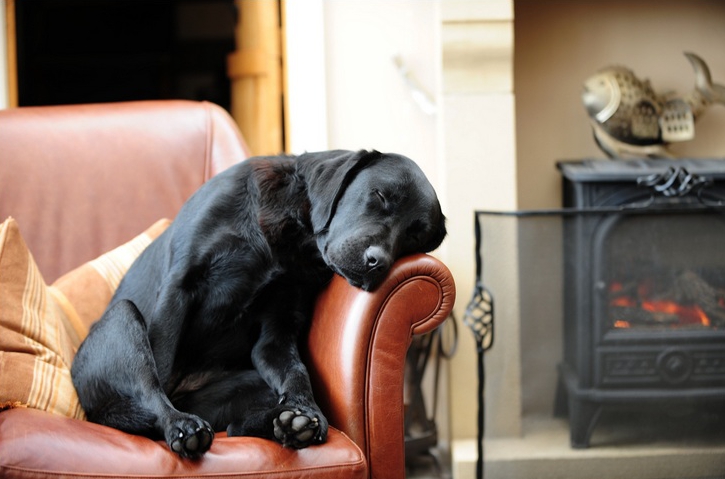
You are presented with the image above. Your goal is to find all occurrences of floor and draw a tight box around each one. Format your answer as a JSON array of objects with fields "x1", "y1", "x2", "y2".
[
  {"x1": 406, "y1": 446, "x2": 452, "y2": 479},
  {"x1": 453, "y1": 408, "x2": 725, "y2": 479}
]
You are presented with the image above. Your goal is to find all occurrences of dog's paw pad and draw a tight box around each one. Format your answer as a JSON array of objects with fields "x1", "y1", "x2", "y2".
[
  {"x1": 273, "y1": 409, "x2": 321, "y2": 448},
  {"x1": 166, "y1": 416, "x2": 214, "y2": 459}
]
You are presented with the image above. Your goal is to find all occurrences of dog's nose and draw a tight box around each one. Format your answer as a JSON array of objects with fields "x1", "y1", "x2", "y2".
[{"x1": 364, "y1": 246, "x2": 391, "y2": 272}]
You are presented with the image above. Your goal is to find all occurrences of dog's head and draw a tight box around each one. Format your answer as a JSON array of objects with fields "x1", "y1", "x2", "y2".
[{"x1": 298, "y1": 150, "x2": 446, "y2": 291}]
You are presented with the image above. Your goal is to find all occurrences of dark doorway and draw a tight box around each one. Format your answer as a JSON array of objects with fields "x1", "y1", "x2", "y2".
[{"x1": 15, "y1": 0, "x2": 235, "y2": 111}]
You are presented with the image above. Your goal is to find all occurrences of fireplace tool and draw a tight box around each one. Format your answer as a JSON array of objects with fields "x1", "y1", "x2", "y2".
[
  {"x1": 404, "y1": 316, "x2": 457, "y2": 476},
  {"x1": 463, "y1": 215, "x2": 494, "y2": 479}
]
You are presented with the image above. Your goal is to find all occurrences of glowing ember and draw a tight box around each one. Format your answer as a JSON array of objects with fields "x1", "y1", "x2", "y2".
[{"x1": 609, "y1": 273, "x2": 722, "y2": 329}]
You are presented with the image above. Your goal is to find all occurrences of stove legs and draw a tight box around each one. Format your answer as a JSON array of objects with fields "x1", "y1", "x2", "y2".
[
  {"x1": 555, "y1": 365, "x2": 603, "y2": 448},
  {"x1": 568, "y1": 398, "x2": 602, "y2": 448}
]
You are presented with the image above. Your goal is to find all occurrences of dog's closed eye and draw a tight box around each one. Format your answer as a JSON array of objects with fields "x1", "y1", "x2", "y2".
[{"x1": 372, "y1": 189, "x2": 389, "y2": 210}]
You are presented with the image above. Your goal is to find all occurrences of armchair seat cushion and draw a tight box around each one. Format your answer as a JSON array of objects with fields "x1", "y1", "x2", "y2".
[{"x1": 0, "y1": 408, "x2": 368, "y2": 479}]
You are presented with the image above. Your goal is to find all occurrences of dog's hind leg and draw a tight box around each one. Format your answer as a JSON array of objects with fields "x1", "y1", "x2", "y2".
[
  {"x1": 245, "y1": 313, "x2": 329, "y2": 448},
  {"x1": 71, "y1": 300, "x2": 214, "y2": 459}
]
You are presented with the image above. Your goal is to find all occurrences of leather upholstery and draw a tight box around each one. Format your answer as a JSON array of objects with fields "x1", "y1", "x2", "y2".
[
  {"x1": 0, "y1": 100, "x2": 251, "y2": 282},
  {"x1": 0, "y1": 100, "x2": 456, "y2": 479},
  {"x1": 0, "y1": 408, "x2": 367, "y2": 479},
  {"x1": 307, "y1": 254, "x2": 456, "y2": 476}
]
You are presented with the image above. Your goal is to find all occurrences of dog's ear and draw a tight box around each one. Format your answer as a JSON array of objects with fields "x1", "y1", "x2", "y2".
[{"x1": 297, "y1": 149, "x2": 381, "y2": 233}]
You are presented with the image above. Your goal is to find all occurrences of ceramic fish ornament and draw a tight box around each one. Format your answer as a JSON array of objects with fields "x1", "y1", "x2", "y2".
[{"x1": 582, "y1": 52, "x2": 725, "y2": 158}]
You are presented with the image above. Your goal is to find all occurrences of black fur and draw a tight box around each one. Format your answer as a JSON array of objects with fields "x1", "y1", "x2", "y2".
[{"x1": 71, "y1": 149, "x2": 446, "y2": 458}]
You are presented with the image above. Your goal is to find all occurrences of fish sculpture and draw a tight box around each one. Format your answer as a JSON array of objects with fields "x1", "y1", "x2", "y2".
[{"x1": 582, "y1": 52, "x2": 725, "y2": 158}]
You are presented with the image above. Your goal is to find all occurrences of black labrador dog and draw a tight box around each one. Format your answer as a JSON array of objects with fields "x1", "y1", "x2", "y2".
[{"x1": 71, "y1": 149, "x2": 446, "y2": 458}]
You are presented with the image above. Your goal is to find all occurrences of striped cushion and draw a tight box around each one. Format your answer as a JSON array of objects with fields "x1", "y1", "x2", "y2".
[
  {"x1": 0, "y1": 217, "x2": 170, "y2": 419},
  {"x1": 52, "y1": 218, "x2": 171, "y2": 334}
]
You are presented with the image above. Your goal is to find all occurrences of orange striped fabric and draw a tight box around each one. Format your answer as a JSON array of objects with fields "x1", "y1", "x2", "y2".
[
  {"x1": 51, "y1": 218, "x2": 171, "y2": 333},
  {"x1": 0, "y1": 217, "x2": 170, "y2": 419}
]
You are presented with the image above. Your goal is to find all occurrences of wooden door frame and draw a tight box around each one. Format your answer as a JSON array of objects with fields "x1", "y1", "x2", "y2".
[
  {"x1": 229, "y1": 0, "x2": 329, "y2": 155},
  {"x1": 227, "y1": 0, "x2": 284, "y2": 156},
  {"x1": 3, "y1": 0, "x2": 17, "y2": 107}
]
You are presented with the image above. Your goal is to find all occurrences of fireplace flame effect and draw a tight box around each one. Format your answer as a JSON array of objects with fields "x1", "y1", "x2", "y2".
[
  {"x1": 609, "y1": 272, "x2": 725, "y2": 330},
  {"x1": 611, "y1": 293, "x2": 711, "y2": 328}
]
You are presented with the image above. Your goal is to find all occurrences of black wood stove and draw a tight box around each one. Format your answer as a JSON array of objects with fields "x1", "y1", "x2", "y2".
[{"x1": 554, "y1": 159, "x2": 725, "y2": 448}]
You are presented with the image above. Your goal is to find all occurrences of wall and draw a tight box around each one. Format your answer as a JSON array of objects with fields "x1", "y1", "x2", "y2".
[
  {"x1": 440, "y1": 0, "x2": 518, "y2": 443},
  {"x1": 321, "y1": 0, "x2": 440, "y2": 187},
  {"x1": 515, "y1": 0, "x2": 725, "y2": 210},
  {"x1": 284, "y1": 0, "x2": 328, "y2": 154}
]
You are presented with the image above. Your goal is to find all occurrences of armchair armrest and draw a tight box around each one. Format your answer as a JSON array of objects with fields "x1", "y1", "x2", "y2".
[{"x1": 306, "y1": 253, "x2": 456, "y2": 479}]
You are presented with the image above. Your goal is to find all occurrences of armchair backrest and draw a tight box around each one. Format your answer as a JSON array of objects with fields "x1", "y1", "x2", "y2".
[{"x1": 0, "y1": 100, "x2": 250, "y2": 282}]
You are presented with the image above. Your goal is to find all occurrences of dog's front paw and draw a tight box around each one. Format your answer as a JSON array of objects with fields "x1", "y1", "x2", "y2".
[
  {"x1": 164, "y1": 413, "x2": 214, "y2": 459},
  {"x1": 273, "y1": 408, "x2": 327, "y2": 448}
]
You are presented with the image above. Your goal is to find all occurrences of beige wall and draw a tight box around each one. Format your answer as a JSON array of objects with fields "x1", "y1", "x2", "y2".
[
  {"x1": 515, "y1": 0, "x2": 725, "y2": 210},
  {"x1": 321, "y1": 0, "x2": 441, "y2": 187},
  {"x1": 284, "y1": 0, "x2": 329, "y2": 154},
  {"x1": 441, "y1": 0, "x2": 518, "y2": 444}
]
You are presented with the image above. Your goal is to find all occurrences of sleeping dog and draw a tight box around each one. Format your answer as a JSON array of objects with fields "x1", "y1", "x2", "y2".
[{"x1": 71, "y1": 150, "x2": 446, "y2": 458}]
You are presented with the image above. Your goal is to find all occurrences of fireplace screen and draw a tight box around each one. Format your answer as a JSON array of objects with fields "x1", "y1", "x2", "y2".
[{"x1": 472, "y1": 158, "x2": 725, "y2": 450}]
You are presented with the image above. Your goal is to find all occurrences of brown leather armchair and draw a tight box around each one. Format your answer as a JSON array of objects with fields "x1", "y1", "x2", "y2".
[{"x1": 0, "y1": 100, "x2": 455, "y2": 479}]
